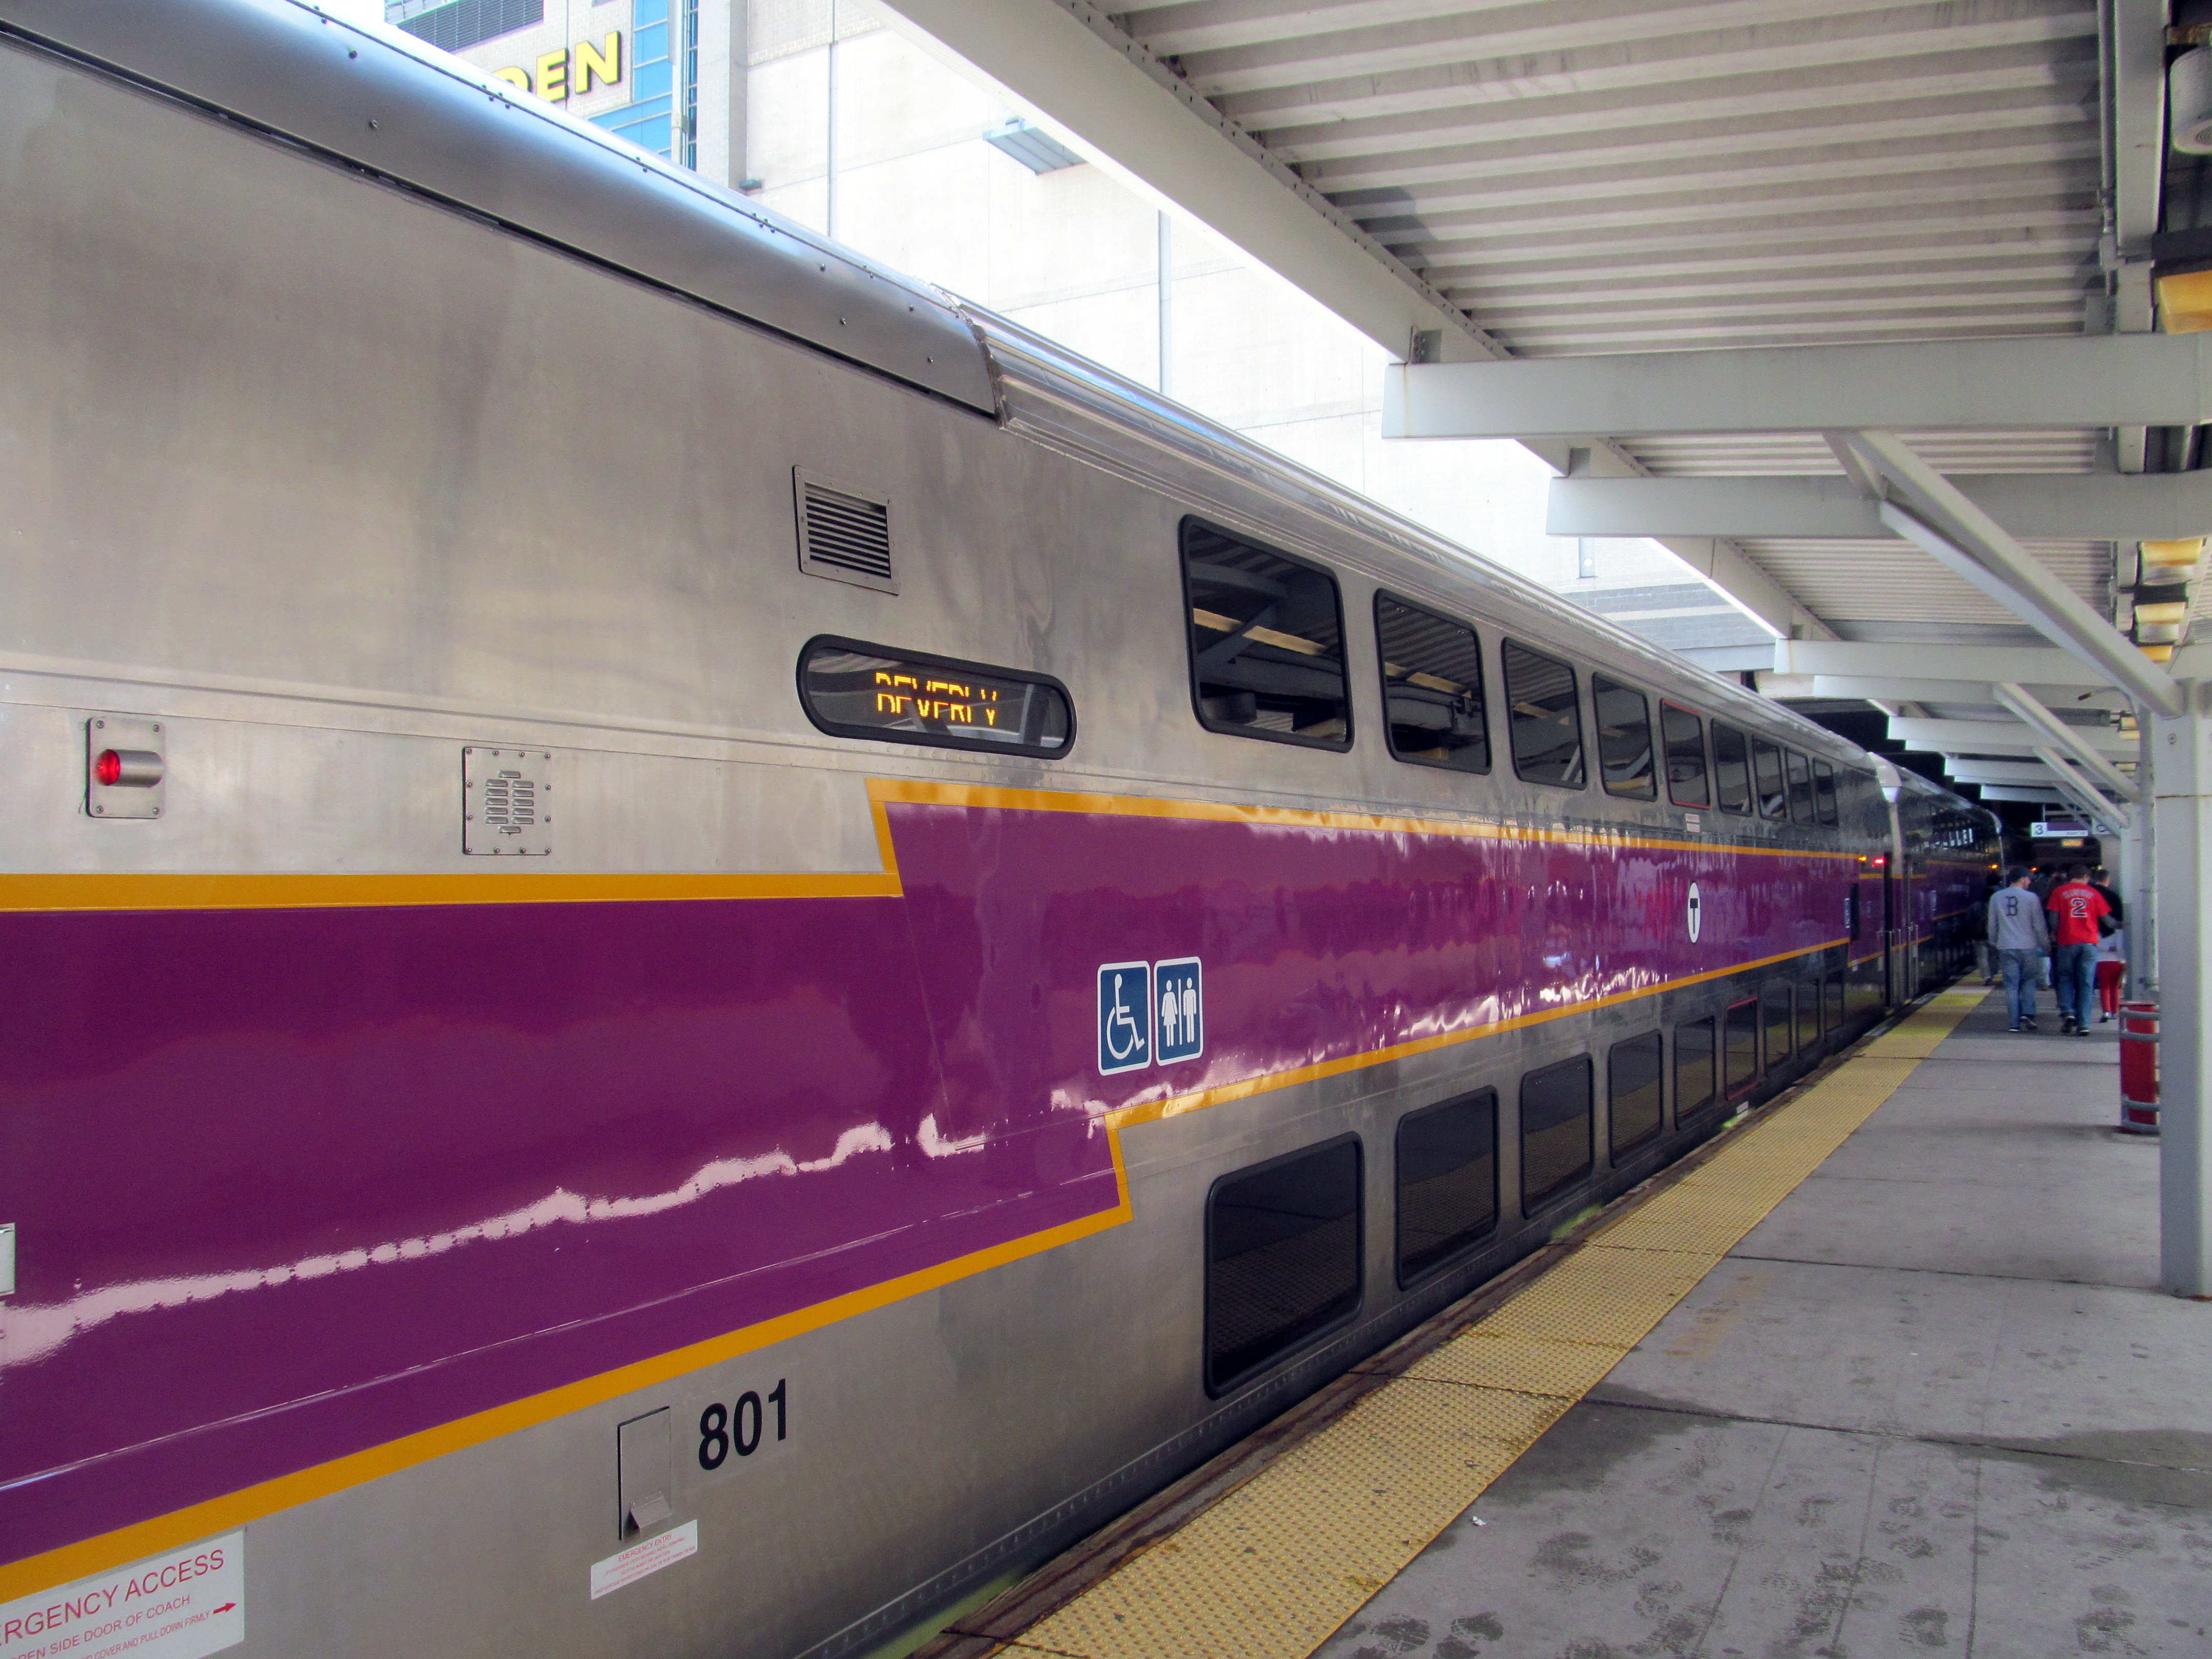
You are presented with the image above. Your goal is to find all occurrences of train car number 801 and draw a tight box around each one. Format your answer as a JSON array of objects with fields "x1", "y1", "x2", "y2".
[{"x1": 695, "y1": 1379, "x2": 790, "y2": 1472}]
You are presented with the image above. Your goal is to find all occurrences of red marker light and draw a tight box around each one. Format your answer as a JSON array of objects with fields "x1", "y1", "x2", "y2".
[{"x1": 95, "y1": 749, "x2": 122, "y2": 786}]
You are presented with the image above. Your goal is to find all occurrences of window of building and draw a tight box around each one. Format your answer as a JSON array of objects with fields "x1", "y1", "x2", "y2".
[
  {"x1": 1712, "y1": 723, "x2": 1752, "y2": 814},
  {"x1": 1520, "y1": 1056, "x2": 1593, "y2": 1210},
  {"x1": 1608, "y1": 1032, "x2": 1665, "y2": 1156},
  {"x1": 1205, "y1": 1137, "x2": 1363, "y2": 1395},
  {"x1": 798, "y1": 637, "x2": 1074, "y2": 757},
  {"x1": 1503, "y1": 641, "x2": 1585, "y2": 789},
  {"x1": 1785, "y1": 749, "x2": 1815, "y2": 823},
  {"x1": 1592, "y1": 675, "x2": 1657, "y2": 800},
  {"x1": 1812, "y1": 760, "x2": 1839, "y2": 825},
  {"x1": 1763, "y1": 984, "x2": 1793, "y2": 1068},
  {"x1": 1395, "y1": 1090, "x2": 1498, "y2": 1285},
  {"x1": 1675, "y1": 1016, "x2": 1717, "y2": 1120},
  {"x1": 1183, "y1": 519, "x2": 1350, "y2": 750},
  {"x1": 1725, "y1": 998, "x2": 1760, "y2": 1094},
  {"x1": 1753, "y1": 739, "x2": 1787, "y2": 820},
  {"x1": 1662, "y1": 702, "x2": 1709, "y2": 807},
  {"x1": 1375, "y1": 594, "x2": 1488, "y2": 774}
]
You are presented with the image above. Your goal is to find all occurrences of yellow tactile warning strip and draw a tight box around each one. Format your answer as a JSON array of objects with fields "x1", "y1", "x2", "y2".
[{"x1": 989, "y1": 988, "x2": 1984, "y2": 1659}]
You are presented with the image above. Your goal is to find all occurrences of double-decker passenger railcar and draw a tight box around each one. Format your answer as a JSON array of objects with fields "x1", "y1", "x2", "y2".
[{"x1": 0, "y1": 5, "x2": 1996, "y2": 1655}]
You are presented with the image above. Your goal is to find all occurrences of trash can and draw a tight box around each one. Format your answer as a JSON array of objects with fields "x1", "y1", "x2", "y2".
[{"x1": 2119, "y1": 1001, "x2": 2159, "y2": 1135}]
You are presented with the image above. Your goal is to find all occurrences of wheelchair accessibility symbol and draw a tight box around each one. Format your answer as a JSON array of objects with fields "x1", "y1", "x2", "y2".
[
  {"x1": 1098, "y1": 962, "x2": 1152, "y2": 1075},
  {"x1": 1098, "y1": 959, "x2": 1205, "y2": 1076}
]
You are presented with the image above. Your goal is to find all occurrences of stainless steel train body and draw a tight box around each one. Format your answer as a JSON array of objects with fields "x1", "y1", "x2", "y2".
[{"x1": 0, "y1": 5, "x2": 1998, "y2": 1655}]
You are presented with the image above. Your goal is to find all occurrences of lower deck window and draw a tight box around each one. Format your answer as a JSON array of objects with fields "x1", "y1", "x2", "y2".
[
  {"x1": 1520, "y1": 1056, "x2": 1593, "y2": 1211},
  {"x1": 1608, "y1": 1032, "x2": 1665, "y2": 1156},
  {"x1": 1395, "y1": 1090, "x2": 1498, "y2": 1285},
  {"x1": 1725, "y1": 999, "x2": 1759, "y2": 1094},
  {"x1": 1763, "y1": 984, "x2": 1793, "y2": 1066},
  {"x1": 1675, "y1": 1017, "x2": 1717, "y2": 1119},
  {"x1": 1797, "y1": 982, "x2": 1821, "y2": 1051},
  {"x1": 1206, "y1": 1137, "x2": 1363, "y2": 1394},
  {"x1": 1824, "y1": 978, "x2": 1844, "y2": 1031}
]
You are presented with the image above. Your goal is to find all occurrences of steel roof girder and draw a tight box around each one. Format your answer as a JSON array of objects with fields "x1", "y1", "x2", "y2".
[
  {"x1": 1547, "y1": 470, "x2": 2212, "y2": 541},
  {"x1": 1888, "y1": 716, "x2": 2136, "y2": 762},
  {"x1": 1382, "y1": 334, "x2": 2212, "y2": 439}
]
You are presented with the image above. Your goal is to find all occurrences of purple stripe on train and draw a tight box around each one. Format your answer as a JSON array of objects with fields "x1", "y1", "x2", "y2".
[{"x1": 0, "y1": 799, "x2": 1855, "y2": 1566}]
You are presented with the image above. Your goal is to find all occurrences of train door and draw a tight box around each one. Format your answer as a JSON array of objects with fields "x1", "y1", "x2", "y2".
[{"x1": 1881, "y1": 860, "x2": 1900, "y2": 1006}]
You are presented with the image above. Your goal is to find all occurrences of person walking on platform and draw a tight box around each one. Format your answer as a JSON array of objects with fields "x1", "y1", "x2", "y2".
[
  {"x1": 2094, "y1": 923, "x2": 2127, "y2": 1023},
  {"x1": 2045, "y1": 863, "x2": 2112, "y2": 1036},
  {"x1": 1988, "y1": 866, "x2": 2050, "y2": 1032}
]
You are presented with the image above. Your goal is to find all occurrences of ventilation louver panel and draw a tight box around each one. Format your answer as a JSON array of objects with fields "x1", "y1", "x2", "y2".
[{"x1": 795, "y1": 470, "x2": 896, "y2": 594}]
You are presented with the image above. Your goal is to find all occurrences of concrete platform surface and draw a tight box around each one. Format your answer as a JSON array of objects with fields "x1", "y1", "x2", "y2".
[{"x1": 1317, "y1": 990, "x2": 2212, "y2": 1659}]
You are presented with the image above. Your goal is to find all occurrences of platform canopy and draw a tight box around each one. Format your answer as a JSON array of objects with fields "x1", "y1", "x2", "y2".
[{"x1": 879, "y1": 0, "x2": 2211, "y2": 802}]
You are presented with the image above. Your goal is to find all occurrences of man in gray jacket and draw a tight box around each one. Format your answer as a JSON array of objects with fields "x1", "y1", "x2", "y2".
[{"x1": 1988, "y1": 865, "x2": 2052, "y2": 1032}]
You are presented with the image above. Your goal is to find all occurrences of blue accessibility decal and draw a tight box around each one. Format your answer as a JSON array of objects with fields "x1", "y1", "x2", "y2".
[
  {"x1": 1154, "y1": 958, "x2": 1203, "y2": 1064},
  {"x1": 1097, "y1": 961, "x2": 1152, "y2": 1076}
]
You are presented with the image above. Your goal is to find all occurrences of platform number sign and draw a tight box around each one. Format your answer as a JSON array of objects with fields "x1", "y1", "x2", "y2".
[{"x1": 1098, "y1": 959, "x2": 1203, "y2": 1075}]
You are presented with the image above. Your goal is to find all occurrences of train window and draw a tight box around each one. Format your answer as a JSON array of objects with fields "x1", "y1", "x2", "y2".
[
  {"x1": 1752, "y1": 739, "x2": 1787, "y2": 819},
  {"x1": 1662, "y1": 702, "x2": 1709, "y2": 807},
  {"x1": 1395, "y1": 1090, "x2": 1498, "y2": 1285},
  {"x1": 1763, "y1": 984, "x2": 1793, "y2": 1066},
  {"x1": 1520, "y1": 1055, "x2": 1593, "y2": 1211},
  {"x1": 1374, "y1": 593, "x2": 1490, "y2": 774},
  {"x1": 1182, "y1": 519, "x2": 1350, "y2": 750},
  {"x1": 1725, "y1": 998, "x2": 1759, "y2": 1094},
  {"x1": 797, "y1": 637, "x2": 1075, "y2": 757},
  {"x1": 1503, "y1": 641, "x2": 1586, "y2": 789},
  {"x1": 1824, "y1": 977, "x2": 1844, "y2": 1032},
  {"x1": 1592, "y1": 675, "x2": 1657, "y2": 800},
  {"x1": 1712, "y1": 723, "x2": 1752, "y2": 814},
  {"x1": 1205, "y1": 1136, "x2": 1363, "y2": 1395},
  {"x1": 1812, "y1": 760, "x2": 1839, "y2": 825},
  {"x1": 1785, "y1": 750, "x2": 1815, "y2": 823},
  {"x1": 1608, "y1": 1032, "x2": 1664, "y2": 1156},
  {"x1": 1675, "y1": 1017, "x2": 1716, "y2": 1120},
  {"x1": 1797, "y1": 981, "x2": 1820, "y2": 1052}
]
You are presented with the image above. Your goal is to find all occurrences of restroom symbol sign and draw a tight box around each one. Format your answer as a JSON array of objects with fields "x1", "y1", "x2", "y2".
[
  {"x1": 1098, "y1": 962, "x2": 1152, "y2": 1075},
  {"x1": 1686, "y1": 882, "x2": 1704, "y2": 944},
  {"x1": 1154, "y1": 958, "x2": 1203, "y2": 1064}
]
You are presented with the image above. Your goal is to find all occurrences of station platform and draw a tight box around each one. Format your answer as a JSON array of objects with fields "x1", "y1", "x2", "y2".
[{"x1": 919, "y1": 986, "x2": 2211, "y2": 1659}]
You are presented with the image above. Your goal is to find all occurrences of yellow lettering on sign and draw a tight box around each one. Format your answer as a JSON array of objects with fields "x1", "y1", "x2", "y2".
[
  {"x1": 491, "y1": 66, "x2": 530, "y2": 91},
  {"x1": 575, "y1": 32, "x2": 623, "y2": 93},
  {"x1": 535, "y1": 49, "x2": 569, "y2": 101}
]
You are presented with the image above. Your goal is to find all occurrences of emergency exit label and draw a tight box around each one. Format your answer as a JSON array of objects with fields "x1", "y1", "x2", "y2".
[{"x1": 0, "y1": 1533, "x2": 241, "y2": 1659}]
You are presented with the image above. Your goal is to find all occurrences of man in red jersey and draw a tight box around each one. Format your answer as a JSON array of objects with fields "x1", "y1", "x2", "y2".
[{"x1": 2046, "y1": 864, "x2": 2112, "y2": 1036}]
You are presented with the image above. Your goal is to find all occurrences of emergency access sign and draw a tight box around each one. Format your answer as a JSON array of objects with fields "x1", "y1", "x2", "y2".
[{"x1": 0, "y1": 1534, "x2": 241, "y2": 1659}]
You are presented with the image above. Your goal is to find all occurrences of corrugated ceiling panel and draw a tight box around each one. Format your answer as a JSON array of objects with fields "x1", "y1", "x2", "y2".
[
  {"x1": 1739, "y1": 537, "x2": 2108, "y2": 622},
  {"x1": 1117, "y1": 0, "x2": 2104, "y2": 356}
]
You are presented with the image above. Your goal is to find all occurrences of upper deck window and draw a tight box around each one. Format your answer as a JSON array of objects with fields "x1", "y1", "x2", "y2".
[
  {"x1": 1592, "y1": 675, "x2": 1656, "y2": 800},
  {"x1": 1503, "y1": 641, "x2": 1585, "y2": 789},
  {"x1": 1813, "y1": 760, "x2": 1839, "y2": 825},
  {"x1": 1785, "y1": 749, "x2": 1815, "y2": 823},
  {"x1": 1712, "y1": 722, "x2": 1752, "y2": 814},
  {"x1": 1182, "y1": 520, "x2": 1350, "y2": 750},
  {"x1": 1753, "y1": 739, "x2": 1787, "y2": 820},
  {"x1": 1662, "y1": 702, "x2": 1709, "y2": 807},
  {"x1": 1375, "y1": 593, "x2": 1489, "y2": 774},
  {"x1": 798, "y1": 637, "x2": 1074, "y2": 757}
]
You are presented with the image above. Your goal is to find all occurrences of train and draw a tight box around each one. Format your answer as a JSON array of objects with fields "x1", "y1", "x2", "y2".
[{"x1": 0, "y1": 4, "x2": 2000, "y2": 1656}]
